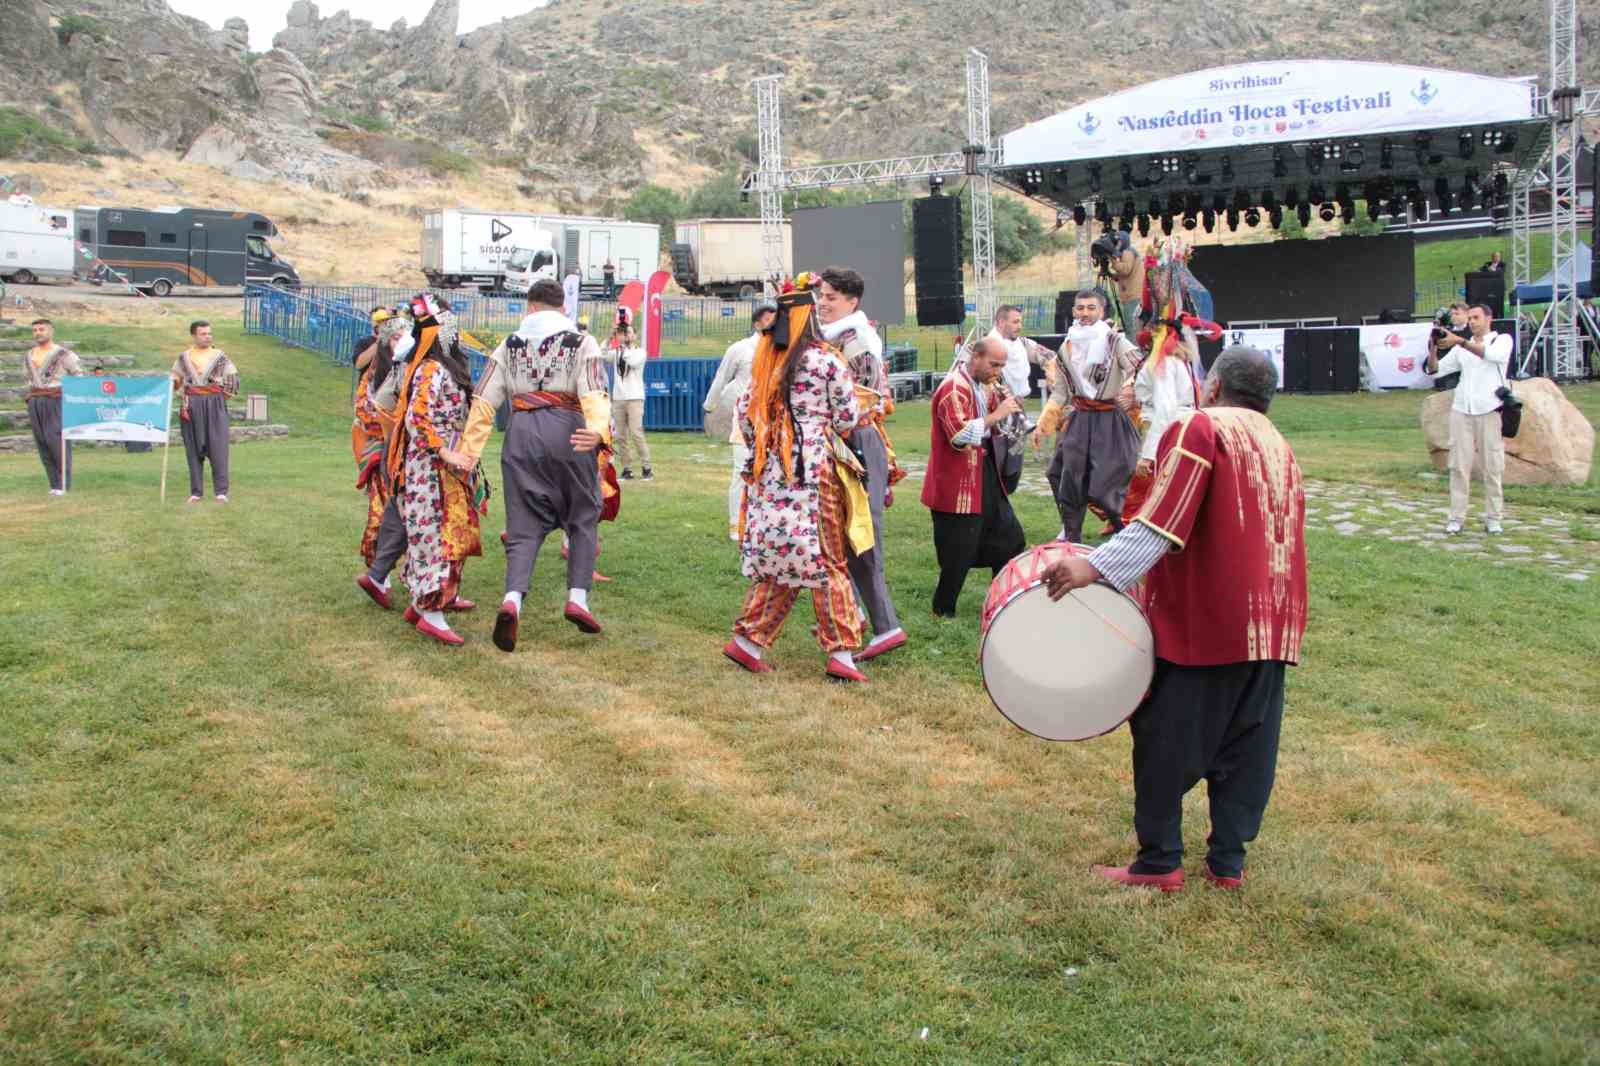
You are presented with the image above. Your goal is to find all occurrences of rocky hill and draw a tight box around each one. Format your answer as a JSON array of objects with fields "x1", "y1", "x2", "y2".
[{"x1": 1, "y1": 0, "x2": 1590, "y2": 206}]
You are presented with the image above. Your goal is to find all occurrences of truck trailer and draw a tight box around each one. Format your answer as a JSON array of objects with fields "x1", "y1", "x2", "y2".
[
  {"x1": 1, "y1": 199, "x2": 76, "y2": 284},
  {"x1": 74, "y1": 206, "x2": 299, "y2": 296},
  {"x1": 671, "y1": 218, "x2": 792, "y2": 299},
  {"x1": 422, "y1": 208, "x2": 660, "y2": 294}
]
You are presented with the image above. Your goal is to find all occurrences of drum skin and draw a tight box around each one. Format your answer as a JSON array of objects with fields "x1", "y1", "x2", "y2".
[{"x1": 979, "y1": 542, "x2": 1155, "y2": 742}]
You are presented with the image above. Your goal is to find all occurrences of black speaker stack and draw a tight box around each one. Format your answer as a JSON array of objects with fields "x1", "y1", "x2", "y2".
[
  {"x1": 1280, "y1": 330, "x2": 1359, "y2": 393},
  {"x1": 911, "y1": 195, "x2": 965, "y2": 327},
  {"x1": 1464, "y1": 271, "x2": 1506, "y2": 319}
]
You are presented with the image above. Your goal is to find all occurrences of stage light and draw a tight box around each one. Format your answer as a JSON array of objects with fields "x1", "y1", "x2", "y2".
[
  {"x1": 1297, "y1": 202, "x2": 1311, "y2": 227},
  {"x1": 1244, "y1": 207, "x2": 1261, "y2": 228},
  {"x1": 740, "y1": 190, "x2": 749, "y2": 204},
  {"x1": 1233, "y1": 189, "x2": 1250, "y2": 212},
  {"x1": 1380, "y1": 138, "x2": 1395, "y2": 169},
  {"x1": 1344, "y1": 142, "x2": 1365, "y2": 168},
  {"x1": 1088, "y1": 164, "x2": 1102, "y2": 194},
  {"x1": 1414, "y1": 131, "x2": 1439, "y2": 166},
  {"x1": 1458, "y1": 130, "x2": 1474, "y2": 159},
  {"x1": 1434, "y1": 176, "x2": 1452, "y2": 212},
  {"x1": 1183, "y1": 214, "x2": 1197, "y2": 230},
  {"x1": 1463, "y1": 170, "x2": 1481, "y2": 208},
  {"x1": 1366, "y1": 197, "x2": 1380, "y2": 221},
  {"x1": 1308, "y1": 183, "x2": 1326, "y2": 205},
  {"x1": 1136, "y1": 213, "x2": 1151, "y2": 237},
  {"x1": 1283, "y1": 186, "x2": 1300, "y2": 208},
  {"x1": 1269, "y1": 205, "x2": 1283, "y2": 229},
  {"x1": 1020, "y1": 167, "x2": 1043, "y2": 194},
  {"x1": 1272, "y1": 146, "x2": 1288, "y2": 178},
  {"x1": 1186, "y1": 193, "x2": 1203, "y2": 216},
  {"x1": 1335, "y1": 182, "x2": 1349, "y2": 204},
  {"x1": 1072, "y1": 204, "x2": 1087, "y2": 227},
  {"x1": 1148, "y1": 196, "x2": 1163, "y2": 217},
  {"x1": 1389, "y1": 197, "x2": 1405, "y2": 220},
  {"x1": 1497, "y1": 130, "x2": 1518, "y2": 154},
  {"x1": 1493, "y1": 172, "x2": 1509, "y2": 200},
  {"x1": 1146, "y1": 158, "x2": 1163, "y2": 183},
  {"x1": 1318, "y1": 203, "x2": 1336, "y2": 222},
  {"x1": 1160, "y1": 214, "x2": 1174, "y2": 235},
  {"x1": 1121, "y1": 162, "x2": 1136, "y2": 188},
  {"x1": 1094, "y1": 200, "x2": 1112, "y2": 224},
  {"x1": 1161, "y1": 155, "x2": 1183, "y2": 175},
  {"x1": 1341, "y1": 201, "x2": 1356, "y2": 224},
  {"x1": 1202, "y1": 208, "x2": 1216, "y2": 233},
  {"x1": 1184, "y1": 155, "x2": 1200, "y2": 185},
  {"x1": 1222, "y1": 155, "x2": 1235, "y2": 181},
  {"x1": 1480, "y1": 129, "x2": 1504, "y2": 150},
  {"x1": 1047, "y1": 167, "x2": 1069, "y2": 195},
  {"x1": 929, "y1": 174, "x2": 945, "y2": 193},
  {"x1": 1407, "y1": 183, "x2": 1426, "y2": 215},
  {"x1": 1225, "y1": 207, "x2": 1239, "y2": 232},
  {"x1": 1261, "y1": 189, "x2": 1277, "y2": 211},
  {"x1": 1307, "y1": 149, "x2": 1323, "y2": 176},
  {"x1": 1211, "y1": 193, "x2": 1227, "y2": 215},
  {"x1": 1121, "y1": 200, "x2": 1136, "y2": 227}
]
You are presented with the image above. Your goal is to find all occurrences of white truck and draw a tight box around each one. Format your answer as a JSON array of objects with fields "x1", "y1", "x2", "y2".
[
  {"x1": 422, "y1": 208, "x2": 660, "y2": 294},
  {"x1": 671, "y1": 218, "x2": 792, "y2": 300},
  {"x1": 1, "y1": 198, "x2": 75, "y2": 284}
]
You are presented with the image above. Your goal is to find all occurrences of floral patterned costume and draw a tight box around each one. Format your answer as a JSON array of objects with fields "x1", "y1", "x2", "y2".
[{"x1": 398, "y1": 357, "x2": 483, "y2": 610}]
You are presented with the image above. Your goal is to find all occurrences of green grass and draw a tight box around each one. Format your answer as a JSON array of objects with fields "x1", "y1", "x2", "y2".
[
  {"x1": 2, "y1": 321, "x2": 1598, "y2": 1062},
  {"x1": 1414, "y1": 234, "x2": 1553, "y2": 292},
  {"x1": 0, "y1": 105, "x2": 97, "y2": 159}
]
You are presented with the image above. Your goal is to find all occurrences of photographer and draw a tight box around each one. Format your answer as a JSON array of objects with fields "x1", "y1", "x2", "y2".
[
  {"x1": 1426, "y1": 302, "x2": 1469, "y2": 391},
  {"x1": 1433, "y1": 303, "x2": 1511, "y2": 535},
  {"x1": 1091, "y1": 230, "x2": 1144, "y2": 331},
  {"x1": 604, "y1": 317, "x2": 652, "y2": 480}
]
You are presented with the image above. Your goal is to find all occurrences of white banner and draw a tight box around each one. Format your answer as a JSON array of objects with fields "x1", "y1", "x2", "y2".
[
  {"x1": 1002, "y1": 61, "x2": 1537, "y2": 166},
  {"x1": 1221, "y1": 328, "x2": 1286, "y2": 389},
  {"x1": 1357, "y1": 322, "x2": 1436, "y2": 389}
]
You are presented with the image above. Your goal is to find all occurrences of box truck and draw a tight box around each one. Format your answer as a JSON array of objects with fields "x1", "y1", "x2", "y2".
[
  {"x1": 1, "y1": 199, "x2": 76, "y2": 284},
  {"x1": 422, "y1": 209, "x2": 660, "y2": 294},
  {"x1": 73, "y1": 206, "x2": 300, "y2": 296},
  {"x1": 671, "y1": 218, "x2": 791, "y2": 300}
]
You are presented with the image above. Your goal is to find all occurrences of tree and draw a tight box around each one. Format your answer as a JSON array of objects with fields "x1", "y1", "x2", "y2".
[
  {"x1": 685, "y1": 170, "x2": 758, "y2": 220},
  {"x1": 624, "y1": 184, "x2": 685, "y2": 252}
]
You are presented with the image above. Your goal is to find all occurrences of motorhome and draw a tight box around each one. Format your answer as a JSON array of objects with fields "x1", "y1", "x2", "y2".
[
  {"x1": 0, "y1": 198, "x2": 75, "y2": 284},
  {"x1": 74, "y1": 206, "x2": 299, "y2": 296}
]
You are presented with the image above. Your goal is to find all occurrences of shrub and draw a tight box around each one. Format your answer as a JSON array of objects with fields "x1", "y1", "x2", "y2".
[
  {"x1": 55, "y1": 13, "x2": 106, "y2": 46},
  {"x1": 426, "y1": 148, "x2": 477, "y2": 178},
  {"x1": 0, "y1": 106, "x2": 96, "y2": 158}
]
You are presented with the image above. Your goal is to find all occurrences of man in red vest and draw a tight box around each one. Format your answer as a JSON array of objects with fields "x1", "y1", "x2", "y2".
[{"x1": 1043, "y1": 346, "x2": 1307, "y2": 893}]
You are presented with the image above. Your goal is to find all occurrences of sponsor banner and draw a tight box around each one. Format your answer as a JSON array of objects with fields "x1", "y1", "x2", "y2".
[
  {"x1": 1357, "y1": 322, "x2": 1435, "y2": 389},
  {"x1": 62, "y1": 375, "x2": 173, "y2": 443},
  {"x1": 642, "y1": 270, "x2": 670, "y2": 358},
  {"x1": 1002, "y1": 61, "x2": 1537, "y2": 166},
  {"x1": 1221, "y1": 328, "x2": 1287, "y2": 389}
]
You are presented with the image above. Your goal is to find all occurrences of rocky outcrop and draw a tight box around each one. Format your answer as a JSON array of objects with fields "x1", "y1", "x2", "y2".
[
  {"x1": 253, "y1": 49, "x2": 319, "y2": 122},
  {"x1": 214, "y1": 17, "x2": 249, "y2": 59},
  {"x1": 400, "y1": 0, "x2": 460, "y2": 91},
  {"x1": 1421, "y1": 379, "x2": 1595, "y2": 486}
]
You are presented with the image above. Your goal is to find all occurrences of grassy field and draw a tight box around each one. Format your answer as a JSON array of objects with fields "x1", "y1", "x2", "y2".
[{"x1": 2, "y1": 320, "x2": 1598, "y2": 1063}]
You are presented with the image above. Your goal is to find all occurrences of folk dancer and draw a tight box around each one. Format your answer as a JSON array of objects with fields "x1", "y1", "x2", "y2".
[
  {"x1": 171, "y1": 320, "x2": 239, "y2": 503},
  {"x1": 722, "y1": 279, "x2": 868, "y2": 683},
  {"x1": 922, "y1": 337, "x2": 1027, "y2": 618},
  {"x1": 815, "y1": 265, "x2": 907, "y2": 661},
  {"x1": 388, "y1": 295, "x2": 485, "y2": 646},
  {"x1": 450, "y1": 278, "x2": 614, "y2": 653},
  {"x1": 987, "y1": 304, "x2": 1051, "y2": 418},
  {"x1": 704, "y1": 301, "x2": 778, "y2": 541},
  {"x1": 352, "y1": 307, "x2": 424, "y2": 610},
  {"x1": 1032, "y1": 290, "x2": 1141, "y2": 541},
  {"x1": 1042, "y1": 347, "x2": 1307, "y2": 892},
  {"x1": 23, "y1": 318, "x2": 81, "y2": 495}
]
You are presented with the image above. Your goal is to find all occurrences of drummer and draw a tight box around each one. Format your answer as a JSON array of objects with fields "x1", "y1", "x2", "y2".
[
  {"x1": 922, "y1": 336, "x2": 1027, "y2": 617},
  {"x1": 1042, "y1": 346, "x2": 1307, "y2": 892}
]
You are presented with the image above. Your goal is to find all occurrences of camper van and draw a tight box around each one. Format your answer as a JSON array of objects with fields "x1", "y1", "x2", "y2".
[
  {"x1": 74, "y1": 206, "x2": 300, "y2": 296},
  {"x1": 0, "y1": 199, "x2": 75, "y2": 284}
]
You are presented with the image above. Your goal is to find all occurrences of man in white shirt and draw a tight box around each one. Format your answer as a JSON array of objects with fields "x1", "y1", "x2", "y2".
[
  {"x1": 986, "y1": 303, "x2": 1050, "y2": 413},
  {"x1": 705, "y1": 302, "x2": 778, "y2": 539},
  {"x1": 1433, "y1": 303, "x2": 1512, "y2": 534},
  {"x1": 604, "y1": 321, "x2": 651, "y2": 480}
]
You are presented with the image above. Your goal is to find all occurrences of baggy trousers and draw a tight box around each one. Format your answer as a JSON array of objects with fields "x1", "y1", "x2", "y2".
[
  {"x1": 844, "y1": 425, "x2": 900, "y2": 636},
  {"x1": 181, "y1": 392, "x2": 230, "y2": 497},
  {"x1": 27, "y1": 394, "x2": 71, "y2": 491},
  {"x1": 1050, "y1": 405, "x2": 1139, "y2": 541},
  {"x1": 1128, "y1": 659, "x2": 1286, "y2": 879},
  {"x1": 501, "y1": 406, "x2": 601, "y2": 595},
  {"x1": 367, "y1": 497, "x2": 409, "y2": 583}
]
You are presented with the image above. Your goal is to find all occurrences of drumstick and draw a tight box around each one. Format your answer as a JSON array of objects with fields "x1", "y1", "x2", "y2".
[{"x1": 1063, "y1": 587, "x2": 1147, "y2": 652}]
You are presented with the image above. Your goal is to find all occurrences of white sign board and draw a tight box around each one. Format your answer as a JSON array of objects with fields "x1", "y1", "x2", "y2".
[
  {"x1": 1357, "y1": 322, "x2": 1437, "y2": 389},
  {"x1": 1002, "y1": 61, "x2": 1537, "y2": 166},
  {"x1": 1220, "y1": 328, "x2": 1287, "y2": 389}
]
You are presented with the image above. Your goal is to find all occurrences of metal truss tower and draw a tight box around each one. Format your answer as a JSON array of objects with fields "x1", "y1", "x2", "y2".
[
  {"x1": 965, "y1": 48, "x2": 998, "y2": 329},
  {"x1": 754, "y1": 75, "x2": 786, "y2": 295}
]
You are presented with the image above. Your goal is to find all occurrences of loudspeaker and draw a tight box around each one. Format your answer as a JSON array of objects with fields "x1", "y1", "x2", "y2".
[
  {"x1": 1330, "y1": 329, "x2": 1360, "y2": 392},
  {"x1": 1377, "y1": 307, "x2": 1414, "y2": 324},
  {"x1": 1464, "y1": 270, "x2": 1505, "y2": 319},
  {"x1": 1054, "y1": 291, "x2": 1075, "y2": 333},
  {"x1": 1281, "y1": 330, "x2": 1311, "y2": 392},
  {"x1": 912, "y1": 195, "x2": 964, "y2": 326}
]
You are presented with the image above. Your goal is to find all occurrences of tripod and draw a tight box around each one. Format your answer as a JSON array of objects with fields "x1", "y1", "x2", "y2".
[{"x1": 1094, "y1": 264, "x2": 1130, "y2": 334}]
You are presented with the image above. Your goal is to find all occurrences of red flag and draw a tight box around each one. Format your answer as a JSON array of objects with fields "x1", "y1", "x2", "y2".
[
  {"x1": 643, "y1": 270, "x2": 670, "y2": 358},
  {"x1": 617, "y1": 279, "x2": 644, "y2": 326}
]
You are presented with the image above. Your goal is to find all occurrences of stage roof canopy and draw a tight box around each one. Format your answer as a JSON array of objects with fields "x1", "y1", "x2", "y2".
[{"x1": 995, "y1": 61, "x2": 1549, "y2": 221}]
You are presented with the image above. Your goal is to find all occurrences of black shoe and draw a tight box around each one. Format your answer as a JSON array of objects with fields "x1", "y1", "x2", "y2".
[
  {"x1": 619, "y1": 468, "x2": 634, "y2": 480},
  {"x1": 641, "y1": 467, "x2": 654, "y2": 481}
]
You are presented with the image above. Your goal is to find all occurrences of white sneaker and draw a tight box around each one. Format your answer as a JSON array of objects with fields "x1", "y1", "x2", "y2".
[
  {"x1": 215, "y1": 494, "x2": 228, "y2": 503},
  {"x1": 1445, "y1": 521, "x2": 1463, "y2": 535},
  {"x1": 48, "y1": 489, "x2": 64, "y2": 497},
  {"x1": 1485, "y1": 520, "x2": 1503, "y2": 535}
]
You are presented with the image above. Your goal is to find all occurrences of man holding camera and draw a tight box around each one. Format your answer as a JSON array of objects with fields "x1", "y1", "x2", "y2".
[
  {"x1": 1432, "y1": 303, "x2": 1512, "y2": 535},
  {"x1": 1092, "y1": 230, "x2": 1145, "y2": 332},
  {"x1": 605, "y1": 318, "x2": 652, "y2": 481},
  {"x1": 1426, "y1": 303, "x2": 1470, "y2": 391}
]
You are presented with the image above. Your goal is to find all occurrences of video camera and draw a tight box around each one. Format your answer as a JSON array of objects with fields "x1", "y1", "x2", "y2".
[
  {"x1": 1089, "y1": 232, "x2": 1121, "y2": 271},
  {"x1": 1430, "y1": 307, "x2": 1466, "y2": 348}
]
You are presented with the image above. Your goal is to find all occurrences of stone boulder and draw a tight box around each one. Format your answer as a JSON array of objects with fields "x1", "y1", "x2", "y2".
[
  {"x1": 214, "y1": 17, "x2": 250, "y2": 59},
  {"x1": 253, "y1": 48, "x2": 319, "y2": 121},
  {"x1": 1421, "y1": 378, "x2": 1595, "y2": 486}
]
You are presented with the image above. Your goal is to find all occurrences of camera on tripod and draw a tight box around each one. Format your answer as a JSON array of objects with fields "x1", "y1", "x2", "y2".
[
  {"x1": 1430, "y1": 307, "x2": 1465, "y2": 347},
  {"x1": 1089, "y1": 232, "x2": 1121, "y2": 272}
]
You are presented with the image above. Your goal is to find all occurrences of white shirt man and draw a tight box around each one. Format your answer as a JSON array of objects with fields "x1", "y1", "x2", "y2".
[
  {"x1": 1434, "y1": 304, "x2": 1512, "y2": 534},
  {"x1": 603, "y1": 326, "x2": 651, "y2": 480},
  {"x1": 985, "y1": 304, "x2": 1049, "y2": 403},
  {"x1": 706, "y1": 305, "x2": 777, "y2": 539}
]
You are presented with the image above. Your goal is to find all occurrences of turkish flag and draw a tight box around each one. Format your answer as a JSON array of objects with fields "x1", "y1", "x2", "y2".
[
  {"x1": 643, "y1": 270, "x2": 670, "y2": 358},
  {"x1": 617, "y1": 279, "x2": 644, "y2": 326}
]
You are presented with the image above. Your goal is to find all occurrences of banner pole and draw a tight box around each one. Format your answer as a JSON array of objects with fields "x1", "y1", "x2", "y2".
[
  {"x1": 160, "y1": 380, "x2": 173, "y2": 502},
  {"x1": 60, "y1": 423, "x2": 67, "y2": 494}
]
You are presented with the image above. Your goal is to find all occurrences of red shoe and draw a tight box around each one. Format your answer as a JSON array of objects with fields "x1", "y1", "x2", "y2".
[
  {"x1": 1202, "y1": 866, "x2": 1244, "y2": 890},
  {"x1": 493, "y1": 605, "x2": 519, "y2": 652},
  {"x1": 356, "y1": 574, "x2": 392, "y2": 611},
  {"x1": 499, "y1": 530, "x2": 507, "y2": 545},
  {"x1": 1092, "y1": 864, "x2": 1185, "y2": 893},
  {"x1": 403, "y1": 605, "x2": 420, "y2": 625},
  {"x1": 564, "y1": 601, "x2": 602, "y2": 634},
  {"x1": 415, "y1": 616, "x2": 464, "y2": 646},
  {"x1": 856, "y1": 629, "x2": 907, "y2": 662},
  {"x1": 445, "y1": 596, "x2": 476, "y2": 612},
  {"x1": 825, "y1": 658, "x2": 868, "y2": 684},
  {"x1": 722, "y1": 640, "x2": 774, "y2": 673}
]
